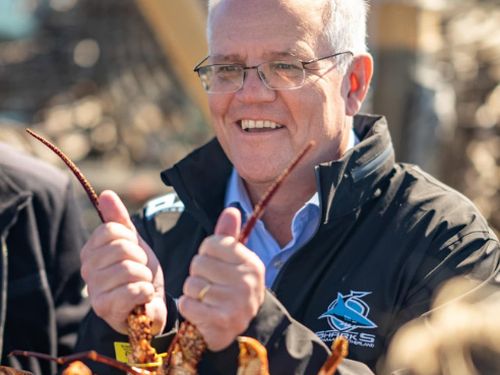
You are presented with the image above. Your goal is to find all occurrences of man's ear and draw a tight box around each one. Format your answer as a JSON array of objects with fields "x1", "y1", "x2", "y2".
[{"x1": 344, "y1": 54, "x2": 373, "y2": 116}]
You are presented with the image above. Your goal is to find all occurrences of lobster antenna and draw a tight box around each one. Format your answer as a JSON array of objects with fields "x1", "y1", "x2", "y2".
[{"x1": 26, "y1": 129, "x2": 105, "y2": 223}]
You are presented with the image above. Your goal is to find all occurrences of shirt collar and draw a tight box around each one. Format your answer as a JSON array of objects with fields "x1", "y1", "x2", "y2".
[{"x1": 225, "y1": 168, "x2": 253, "y2": 220}]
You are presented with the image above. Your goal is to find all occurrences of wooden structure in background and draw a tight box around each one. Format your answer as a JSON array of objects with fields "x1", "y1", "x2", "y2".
[
  {"x1": 371, "y1": 2, "x2": 443, "y2": 53},
  {"x1": 369, "y1": 1, "x2": 446, "y2": 175},
  {"x1": 135, "y1": 0, "x2": 210, "y2": 121}
]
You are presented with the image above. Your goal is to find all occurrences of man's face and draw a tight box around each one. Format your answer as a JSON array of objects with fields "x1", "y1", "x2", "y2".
[{"x1": 208, "y1": 0, "x2": 351, "y2": 187}]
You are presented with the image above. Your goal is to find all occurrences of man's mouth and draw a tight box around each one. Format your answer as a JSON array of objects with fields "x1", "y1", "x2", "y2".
[{"x1": 239, "y1": 119, "x2": 285, "y2": 132}]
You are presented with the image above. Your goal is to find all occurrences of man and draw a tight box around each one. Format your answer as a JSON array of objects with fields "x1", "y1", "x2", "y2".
[
  {"x1": 0, "y1": 143, "x2": 89, "y2": 374},
  {"x1": 76, "y1": 0, "x2": 500, "y2": 374}
]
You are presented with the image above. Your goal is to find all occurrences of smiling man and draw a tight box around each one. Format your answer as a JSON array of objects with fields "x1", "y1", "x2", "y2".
[
  {"x1": 76, "y1": 0, "x2": 500, "y2": 374},
  {"x1": 198, "y1": 0, "x2": 372, "y2": 249}
]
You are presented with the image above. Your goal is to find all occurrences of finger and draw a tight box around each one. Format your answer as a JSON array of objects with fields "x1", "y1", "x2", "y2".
[
  {"x1": 91, "y1": 281, "x2": 156, "y2": 330},
  {"x1": 183, "y1": 278, "x2": 248, "y2": 307},
  {"x1": 178, "y1": 295, "x2": 249, "y2": 337},
  {"x1": 178, "y1": 296, "x2": 218, "y2": 324},
  {"x1": 198, "y1": 235, "x2": 262, "y2": 265},
  {"x1": 99, "y1": 190, "x2": 136, "y2": 231},
  {"x1": 82, "y1": 222, "x2": 138, "y2": 253},
  {"x1": 214, "y1": 207, "x2": 241, "y2": 238},
  {"x1": 89, "y1": 260, "x2": 154, "y2": 295},
  {"x1": 190, "y1": 253, "x2": 262, "y2": 287},
  {"x1": 81, "y1": 220, "x2": 157, "y2": 280},
  {"x1": 81, "y1": 236, "x2": 147, "y2": 277},
  {"x1": 177, "y1": 296, "x2": 234, "y2": 351},
  {"x1": 144, "y1": 296, "x2": 168, "y2": 335},
  {"x1": 81, "y1": 239, "x2": 148, "y2": 283},
  {"x1": 182, "y1": 275, "x2": 209, "y2": 300}
]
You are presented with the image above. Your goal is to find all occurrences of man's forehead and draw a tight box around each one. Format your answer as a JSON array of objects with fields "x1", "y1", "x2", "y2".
[
  {"x1": 208, "y1": 0, "x2": 327, "y2": 31},
  {"x1": 208, "y1": 0, "x2": 326, "y2": 57}
]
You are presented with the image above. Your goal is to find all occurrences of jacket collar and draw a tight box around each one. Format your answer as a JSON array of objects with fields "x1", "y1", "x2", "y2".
[
  {"x1": 161, "y1": 114, "x2": 395, "y2": 230},
  {"x1": 317, "y1": 114, "x2": 395, "y2": 223},
  {"x1": 161, "y1": 139, "x2": 231, "y2": 233}
]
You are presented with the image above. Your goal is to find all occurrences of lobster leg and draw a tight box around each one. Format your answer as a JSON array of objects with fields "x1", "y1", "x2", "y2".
[
  {"x1": 317, "y1": 336, "x2": 349, "y2": 375},
  {"x1": 237, "y1": 336, "x2": 269, "y2": 375}
]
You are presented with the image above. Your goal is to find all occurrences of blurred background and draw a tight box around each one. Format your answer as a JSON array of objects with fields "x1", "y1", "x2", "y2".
[{"x1": 0, "y1": 0, "x2": 498, "y2": 234}]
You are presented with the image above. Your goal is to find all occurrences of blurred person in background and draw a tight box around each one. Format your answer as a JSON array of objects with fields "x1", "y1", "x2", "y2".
[
  {"x1": 0, "y1": 142, "x2": 89, "y2": 374},
  {"x1": 75, "y1": 0, "x2": 500, "y2": 374}
]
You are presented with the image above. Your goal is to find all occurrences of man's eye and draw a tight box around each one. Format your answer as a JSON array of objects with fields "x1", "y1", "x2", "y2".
[
  {"x1": 216, "y1": 65, "x2": 241, "y2": 74},
  {"x1": 273, "y1": 62, "x2": 296, "y2": 70},
  {"x1": 270, "y1": 62, "x2": 303, "y2": 76}
]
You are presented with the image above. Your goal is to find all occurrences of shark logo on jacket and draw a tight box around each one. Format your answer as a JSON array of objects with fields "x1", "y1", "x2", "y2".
[{"x1": 315, "y1": 291, "x2": 377, "y2": 348}]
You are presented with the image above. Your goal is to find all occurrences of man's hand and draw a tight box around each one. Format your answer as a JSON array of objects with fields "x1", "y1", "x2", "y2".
[
  {"x1": 178, "y1": 207, "x2": 266, "y2": 351},
  {"x1": 80, "y1": 190, "x2": 166, "y2": 335}
]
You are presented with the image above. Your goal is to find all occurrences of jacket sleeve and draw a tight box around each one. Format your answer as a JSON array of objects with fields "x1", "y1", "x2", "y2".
[
  {"x1": 52, "y1": 180, "x2": 91, "y2": 356},
  {"x1": 390, "y1": 230, "x2": 500, "y2": 341},
  {"x1": 74, "y1": 310, "x2": 129, "y2": 375},
  {"x1": 74, "y1": 294, "x2": 179, "y2": 375}
]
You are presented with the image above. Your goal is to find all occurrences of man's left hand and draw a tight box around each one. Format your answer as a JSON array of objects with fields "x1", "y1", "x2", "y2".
[{"x1": 178, "y1": 207, "x2": 265, "y2": 351}]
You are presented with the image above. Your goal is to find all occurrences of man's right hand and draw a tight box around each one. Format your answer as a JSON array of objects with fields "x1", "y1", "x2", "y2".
[{"x1": 80, "y1": 190, "x2": 166, "y2": 335}]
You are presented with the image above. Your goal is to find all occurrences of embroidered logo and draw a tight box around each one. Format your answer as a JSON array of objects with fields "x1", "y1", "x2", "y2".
[{"x1": 316, "y1": 291, "x2": 377, "y2": 348}]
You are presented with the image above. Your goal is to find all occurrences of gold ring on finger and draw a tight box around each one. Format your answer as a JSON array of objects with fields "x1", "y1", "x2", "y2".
[{"x1": 197, "y1": 283, "x2": 211, "y2": 302}]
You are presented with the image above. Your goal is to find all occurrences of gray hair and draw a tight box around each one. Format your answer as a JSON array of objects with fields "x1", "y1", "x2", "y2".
[
  {"x1": 322, "y1": 0, "x2": 369, "y2": 72},
  {"x1": 322, "y1": 0, "x2": 369, "y2": 54},
  {"x1": 207, "y1": 0, "x2": 369, "y2": 72}
]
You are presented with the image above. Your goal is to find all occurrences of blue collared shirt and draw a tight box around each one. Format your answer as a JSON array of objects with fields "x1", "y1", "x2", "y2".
[{"x1": 224, "y1": 130, "x2": 358, "y2": 287}]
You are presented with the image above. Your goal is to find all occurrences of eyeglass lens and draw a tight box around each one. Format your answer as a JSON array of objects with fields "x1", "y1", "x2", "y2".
[{"x1": 197, "y1": 60, "x2": 306, "y2": 93}]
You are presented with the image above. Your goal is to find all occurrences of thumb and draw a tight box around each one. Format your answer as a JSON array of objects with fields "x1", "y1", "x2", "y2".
[
  {"x1": 214, "y1": 207, "x2": 241, "y2": 239},
  {"x1": 98, "y1": 190, "x2": 135, "y2": 232}
]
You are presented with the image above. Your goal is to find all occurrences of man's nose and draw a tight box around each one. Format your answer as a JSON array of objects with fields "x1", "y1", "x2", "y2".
[{"x1": 236, "y1": 68, "x2": 276, "y2": 103}]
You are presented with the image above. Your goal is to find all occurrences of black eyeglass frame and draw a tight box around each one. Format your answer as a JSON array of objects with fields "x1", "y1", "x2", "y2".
[{"x1": 192, "y1": 51, "x2": 354, "y2": 92}]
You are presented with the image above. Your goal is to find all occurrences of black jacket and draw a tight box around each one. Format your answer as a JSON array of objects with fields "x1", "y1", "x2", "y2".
[
  {"x1": 0, "y1": 144, "x2": 89, "y2": 374},
  {"x1": 76, "y1": 115, "x2": 499, "y2": 374}
]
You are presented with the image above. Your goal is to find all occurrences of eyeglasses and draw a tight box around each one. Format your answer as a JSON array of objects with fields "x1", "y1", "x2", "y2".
[{"x1": 193, "y1": 51, "x2": 353, "y2": 93}]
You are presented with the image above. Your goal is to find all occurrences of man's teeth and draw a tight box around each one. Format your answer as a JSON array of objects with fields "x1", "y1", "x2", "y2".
[{"x1": 240, "y1": 120, "x2": 283, "y2": 130}]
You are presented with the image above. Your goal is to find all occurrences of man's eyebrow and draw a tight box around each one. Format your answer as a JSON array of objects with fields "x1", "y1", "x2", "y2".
[
  {"x1": 264, "y1": 51, "x2": 297, "y2": 59},
  {"x1": 209, "y1": 49, "x2": 309, "y2": 63},
  {"x1": 264, "y1": 49, "x2": 312, "y2": 60},
  {"x1": 210, "y1": 54, "x2": 242, "y2": 63}
]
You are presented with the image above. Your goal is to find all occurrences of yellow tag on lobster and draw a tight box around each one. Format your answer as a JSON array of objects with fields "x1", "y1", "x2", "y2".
[{"x1": 114, "y1": 342, "x2": 131, "y2": 363}]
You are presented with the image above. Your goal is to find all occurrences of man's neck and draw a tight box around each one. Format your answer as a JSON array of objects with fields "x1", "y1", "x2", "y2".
[{"x1": 244, "y1": 176, "x2": 316, "y2": 246}]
